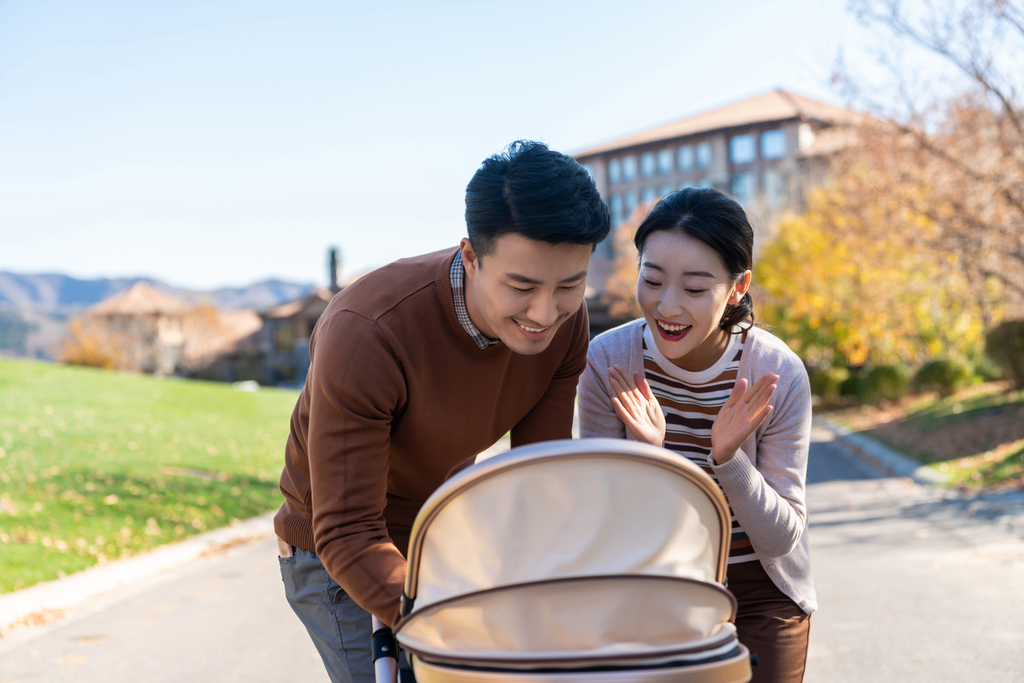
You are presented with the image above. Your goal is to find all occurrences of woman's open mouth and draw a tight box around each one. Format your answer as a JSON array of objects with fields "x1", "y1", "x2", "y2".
[{"x1": 656, "y1": 319, "x2": 691, "y2": 341}]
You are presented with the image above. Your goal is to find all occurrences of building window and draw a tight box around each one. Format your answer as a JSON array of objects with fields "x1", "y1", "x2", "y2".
[
  {"x1": 679, "y1": 181, "x2": 694, "y2": 190},
  {"x1": 657, "y1": 148, "x2": 673, "y2": 175},
  {"x1": 698, "y1": 177, "x2": 713, "y2": 188},
  {"x1": 610, "y1": 194, "x2": 623, "y2": 225},
  {"x1": 731, "y1": 172, "x2": 755, "y2": 202},
  {"x1": 678, "y1": 145, "x2": 694, "y2": 171},
  {"x1": 274, "y1": 324, "x2": 297, "y2": 353},
  {"x1": 641, "y1": 186, "x2": 658, "y2": 204},
  {"x1": 624, "y1": 190, "x2": 639, "y2": 218},
  {"x1": 622, "y1": 155, "x2": 638, "y2": 182},
  {"x1": 608, "y1": 158, "x2": 622, "y2": 185},
  {"x1": 659, "y1": 184, "x2": 673, "y2": 197},
  {"x1": 761, "y1": 129, "x2": 787, "y2": 160},
  {"x1": 582, "y1": 163, "x2": 595, "y2": 180},
  {"x1": 640, "y1": 152, "x2": 656, "y2": 178},
  {"x1": 762, "y1": 169, "x2": 787, "y2": 205},
  {"x1": 730, "y1": 134, "x2": 755, "y2": 164},
  {"x1": 696, "y1": 142, "x2": 712, "y2": 169}
]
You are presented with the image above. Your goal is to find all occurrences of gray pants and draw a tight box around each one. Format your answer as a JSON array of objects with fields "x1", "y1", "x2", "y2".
[{"x1": 279, "y1": 545, "x2": 374, "y2": 683}]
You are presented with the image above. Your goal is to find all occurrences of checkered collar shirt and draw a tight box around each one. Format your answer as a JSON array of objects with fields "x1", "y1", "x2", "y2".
[{"x1": 450, "y1": 253, "x2": 499, "y2": 350}]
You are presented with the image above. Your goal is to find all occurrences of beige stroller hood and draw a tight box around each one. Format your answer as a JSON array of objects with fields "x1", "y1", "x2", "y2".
[{"x1": 393, "y1": 439, "x2": 752, "y2": 682}]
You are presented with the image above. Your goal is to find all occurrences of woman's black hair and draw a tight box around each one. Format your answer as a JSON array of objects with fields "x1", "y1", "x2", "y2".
[{"x1": 633, "y1": 187, "x2": 755, "y2": 333}]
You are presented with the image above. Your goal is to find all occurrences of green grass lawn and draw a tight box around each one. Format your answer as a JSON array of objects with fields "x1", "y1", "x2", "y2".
[{"x1": 0, "y1": 357, "x2": 299, "y2": 593}]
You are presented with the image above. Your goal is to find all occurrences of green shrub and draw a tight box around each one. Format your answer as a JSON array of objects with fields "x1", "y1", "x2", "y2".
[
  {"x1": 809, "y1": 367, "x2": 850, "y2": 404},
  {"x1": 971, "y1": 356, "x2": 1004, "y2": 383},
  {"x1": 858, "y1": 365, "x2": 910, "y2": 404},
  {"x1": 914, "y1": 359, "x2": 971, "y2": 397},
  {"x1": 985, "y1": 320, "x2": 1024, "y2": 389},
  {"x1": 840, "y1": 369, "x2": 863, "y2": 398}
]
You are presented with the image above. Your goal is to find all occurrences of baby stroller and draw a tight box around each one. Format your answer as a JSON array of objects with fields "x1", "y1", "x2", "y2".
[{"x1": 372, "y1": 437, "x2": 752, "y2": 683}]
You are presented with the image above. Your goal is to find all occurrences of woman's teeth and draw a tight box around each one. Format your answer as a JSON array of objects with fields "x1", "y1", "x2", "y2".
[{"x1": 658, "y1": 321, "x2": 691, "y2": 333}]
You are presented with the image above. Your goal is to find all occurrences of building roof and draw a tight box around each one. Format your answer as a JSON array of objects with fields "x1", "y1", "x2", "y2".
[
  {"x1": 89, "y1": 281, "x2": 189, "y2": 317},
  {"x1": 575, "y1": 89, "x2": 859, "y2": 158},
  {"x1": 262, "y1": 288, "x2": 335, "y2": 320},
  {"x1": 180, "y1": 309, "x2": 263, "y2": 363}
]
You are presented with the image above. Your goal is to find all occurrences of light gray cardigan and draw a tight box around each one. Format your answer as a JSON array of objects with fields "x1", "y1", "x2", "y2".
[{"x1": 578, "y1": 319, "x2": 816, "y2": 614}]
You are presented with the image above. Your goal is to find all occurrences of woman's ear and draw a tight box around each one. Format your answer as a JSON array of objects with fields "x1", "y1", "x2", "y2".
[{"x1": 728, "y1": 270, "x2": 752, "y2": 304}]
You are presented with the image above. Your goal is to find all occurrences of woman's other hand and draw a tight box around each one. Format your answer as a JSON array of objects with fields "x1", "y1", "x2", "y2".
[
  {"x1": 607, "y1": 366, "x2": 666, "y2": 446},
  {"x1": 711, "y1": 373, "x2": 778, "y2": 464}
]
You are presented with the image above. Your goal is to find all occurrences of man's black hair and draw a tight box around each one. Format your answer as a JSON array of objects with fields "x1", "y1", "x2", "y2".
[{"x1": 465, "y1": 140, "x2": 611, "y2": 257}]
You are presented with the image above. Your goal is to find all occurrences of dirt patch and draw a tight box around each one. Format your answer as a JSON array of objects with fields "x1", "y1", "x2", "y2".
[{"x1": 823, "y1": 381, "x2": 1024, "y2": 490}]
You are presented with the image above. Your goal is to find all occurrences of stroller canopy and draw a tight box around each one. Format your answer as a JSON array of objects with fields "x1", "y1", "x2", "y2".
[{"x1": 395, "y1": 438, "x2": 737, "y2": 666}]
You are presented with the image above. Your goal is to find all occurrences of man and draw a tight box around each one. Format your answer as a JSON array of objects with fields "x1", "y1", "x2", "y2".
[{"x1": 274, "y1": 140, "x2": 610, "y2": 683}]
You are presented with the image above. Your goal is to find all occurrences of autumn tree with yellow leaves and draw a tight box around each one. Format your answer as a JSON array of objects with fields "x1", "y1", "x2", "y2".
[
  {"x1": 756, "y1": 152, "x2": 1000, "y2": 369},
  {"x1": 758, "y1": 0, "x2": 1022, "y2": 369}
]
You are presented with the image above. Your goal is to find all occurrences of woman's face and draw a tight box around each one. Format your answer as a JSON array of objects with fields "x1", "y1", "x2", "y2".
[{"x1": 636, "y1": 231, "x2": 750, "y2": 371}]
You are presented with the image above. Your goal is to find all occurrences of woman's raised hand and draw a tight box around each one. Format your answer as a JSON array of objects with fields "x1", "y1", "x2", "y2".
[
  {"x1": 710, "y1": 373, "x2": 779, "y2": 464},
  {"x1": 607, "y1": 366, "x2": 666, "y2": 446}
]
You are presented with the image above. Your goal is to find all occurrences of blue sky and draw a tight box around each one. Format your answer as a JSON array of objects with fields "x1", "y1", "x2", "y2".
[{"x1": 1, "y1": 0, "x2": 874, "y2": 289}]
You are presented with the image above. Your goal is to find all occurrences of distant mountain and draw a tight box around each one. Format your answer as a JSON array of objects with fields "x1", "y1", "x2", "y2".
[
  {"x1": 0, "y1": 271, "x2": 317, "y2": 315},
  {"x1": 175, "y1": 279, "x2": 318, "y2": 311}
]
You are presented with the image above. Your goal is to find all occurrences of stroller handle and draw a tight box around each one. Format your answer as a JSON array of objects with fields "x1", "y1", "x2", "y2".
[{"x1": 372, "y1": 616, "x2": 398, "y2": 683}]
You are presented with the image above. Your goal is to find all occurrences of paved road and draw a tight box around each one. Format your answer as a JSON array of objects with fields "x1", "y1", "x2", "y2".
[
  {"x1": 803, "y1": 425, "x2": 1024, "y2": 683},
  {"x1": 2, "y1": 428, "x2": 1023, "y2": 682}
]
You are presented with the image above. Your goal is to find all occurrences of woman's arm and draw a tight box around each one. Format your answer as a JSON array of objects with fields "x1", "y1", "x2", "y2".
[
  {"x1": 710, "y1": 367, "x2": 812, "y2": 559},
  {"x1": 577, "y1": 350, "x2": 628, "y2": 439}
]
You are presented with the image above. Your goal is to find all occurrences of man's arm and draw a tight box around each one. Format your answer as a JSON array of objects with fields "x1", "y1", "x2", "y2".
[
  {"x1": 306, "y1": 310, "x2": 408, "y2": 626},
  {"x1": 510, "y1": 304, "x2": 589, "y2": 447}
]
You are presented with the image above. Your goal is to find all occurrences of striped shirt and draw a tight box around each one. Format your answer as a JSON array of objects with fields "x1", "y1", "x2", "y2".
[
  {"x1": 450, "y1": 253, "x2": 499, "y2": 350},
  {"x1": 641, "y1": 324, "x2": 757, "y2": 564}
]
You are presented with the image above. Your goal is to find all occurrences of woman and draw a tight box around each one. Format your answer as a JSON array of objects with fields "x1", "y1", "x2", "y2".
[{"x1": 578, "y1": 187, "x2": 815, "y2": 683}]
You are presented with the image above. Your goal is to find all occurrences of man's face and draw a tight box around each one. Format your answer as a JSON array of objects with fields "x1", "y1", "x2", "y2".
[{"x1": 461, "y1": 234, "x2": 592, "y2": 356}]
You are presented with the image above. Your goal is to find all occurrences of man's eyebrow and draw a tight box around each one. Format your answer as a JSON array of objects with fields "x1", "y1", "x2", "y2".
[
  {"x1": 641, "y1": 261, "x2": 715, "y2": 278},
  {"x1": 505, "y1": 271, "x2": 588, "y2": 285}
]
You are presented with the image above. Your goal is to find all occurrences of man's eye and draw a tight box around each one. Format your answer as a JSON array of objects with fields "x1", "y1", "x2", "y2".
[
  {"x1": 512, "y1": 286, "x2": 532, "y2": 293},
  {"x1": 559, "y1": 283, "x2": 582, "y2": 291}
]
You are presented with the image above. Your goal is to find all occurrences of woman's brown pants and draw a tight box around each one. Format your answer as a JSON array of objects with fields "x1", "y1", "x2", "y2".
[{"x1": 727, "y1": 561, "x2": 812, "y2": 683}]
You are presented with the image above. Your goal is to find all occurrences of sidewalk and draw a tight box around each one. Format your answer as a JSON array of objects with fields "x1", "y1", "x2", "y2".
[
  {"x1": 0, "y1": 511, "x2": 278, "y2": 637},
  {"x1": 813, "y1": 416, "x2": 1024, "y2": 541}
]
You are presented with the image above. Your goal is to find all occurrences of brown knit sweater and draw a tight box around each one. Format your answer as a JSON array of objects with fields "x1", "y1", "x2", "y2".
[{"x1": 273, "y1": 247, "x2": 589, "y2": 626}]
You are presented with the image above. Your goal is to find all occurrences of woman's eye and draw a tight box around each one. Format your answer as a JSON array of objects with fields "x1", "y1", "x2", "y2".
[
  {"x1": 643, "y1": 279, "x2": 661, "y2": 287},
  {"x1": 685, "y1": 289, "x2": 706, "y2": 295}
]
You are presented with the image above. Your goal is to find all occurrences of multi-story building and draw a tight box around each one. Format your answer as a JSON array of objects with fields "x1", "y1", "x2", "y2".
[{"x1": 574, "y1": 89, "x2": 857, "y2": 331}]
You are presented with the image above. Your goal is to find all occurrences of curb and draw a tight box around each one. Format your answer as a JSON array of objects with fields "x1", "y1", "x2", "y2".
[
  {"x1": 0, "y1": 510, "x2": 277, "y2": 636},
  {"x1": 814, "y1": 416, "x2": 948, "y2": 486}
]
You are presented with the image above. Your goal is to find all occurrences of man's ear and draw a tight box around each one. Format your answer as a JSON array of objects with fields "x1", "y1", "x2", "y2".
[
  {"x1": 460, "y1": 238, "x2": 479, "y2": 280},
  {"x1": 728, "y1": 270, "x2": 752, "y2": 304}
]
